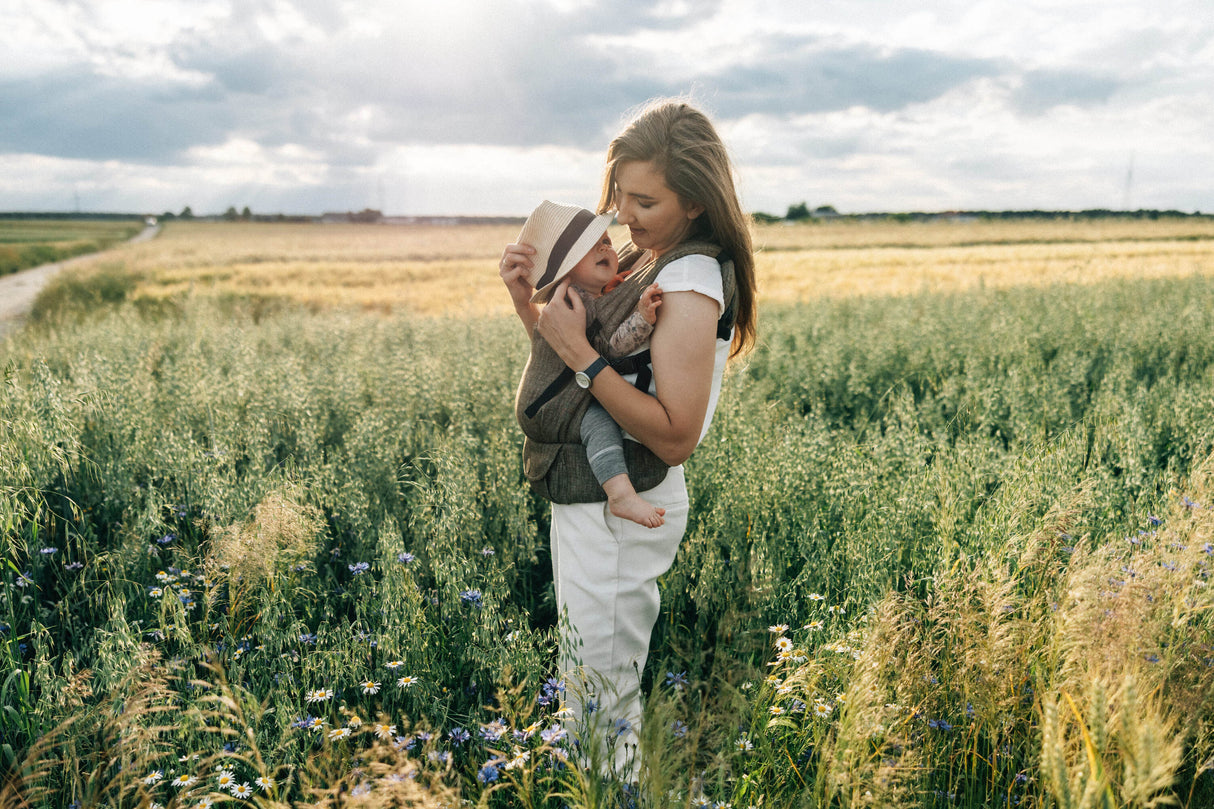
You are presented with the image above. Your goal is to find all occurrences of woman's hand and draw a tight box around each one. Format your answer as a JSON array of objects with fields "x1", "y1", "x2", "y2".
[
  {"x1": 500, "y1": 242, "x2": 538, "y2": 336},
  {"x1": 535, "y1": 279, "x2": 599, "y2": 371}
]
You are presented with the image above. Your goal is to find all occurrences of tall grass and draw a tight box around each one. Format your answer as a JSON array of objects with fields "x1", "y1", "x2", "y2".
[{"x1": 2, "y1": 265, "x2": 1213, "y2": 806}]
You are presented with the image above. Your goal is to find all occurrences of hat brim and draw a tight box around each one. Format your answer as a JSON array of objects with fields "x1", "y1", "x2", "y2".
[{"x1": 529, "y1": 212, "x2": 616, "y2": 304}]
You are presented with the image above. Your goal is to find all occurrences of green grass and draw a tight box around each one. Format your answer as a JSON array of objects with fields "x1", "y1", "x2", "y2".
[
  {"x1": 1, "y1": 269, "x2": 1213, "y2": 807},
  {"x1": 0, "y1": 219, "x2": 143, "y2": 277}
]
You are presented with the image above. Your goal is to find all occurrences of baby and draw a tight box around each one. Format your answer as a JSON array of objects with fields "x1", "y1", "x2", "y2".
[{"x1": 520, "y1": 201, "x2": 666, "y2": 528}]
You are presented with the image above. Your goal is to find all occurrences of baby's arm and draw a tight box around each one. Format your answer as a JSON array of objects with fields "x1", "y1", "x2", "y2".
[{"x1": 608, "y1": 283, "x2": 661, "y2": 357}]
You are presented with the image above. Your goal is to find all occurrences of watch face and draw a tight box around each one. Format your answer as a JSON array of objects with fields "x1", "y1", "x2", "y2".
[{"x1": 574, "y1": 371, "x2": 591, "y2": 389}]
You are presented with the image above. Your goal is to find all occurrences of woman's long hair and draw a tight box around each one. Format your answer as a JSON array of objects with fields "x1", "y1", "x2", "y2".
[{"x1": 598, "y1": 100, "x2": 757, "y2": 358}]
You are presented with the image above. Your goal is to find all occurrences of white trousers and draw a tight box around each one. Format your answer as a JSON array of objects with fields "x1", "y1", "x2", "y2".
[{"x1": 550, "y1": 465, "x2": 689, "y2": 776}]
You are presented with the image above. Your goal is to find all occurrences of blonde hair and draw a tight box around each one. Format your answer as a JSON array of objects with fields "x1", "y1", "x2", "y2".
[{"x1": 598, "y1": 100, "x2": 757, "y2": 357}]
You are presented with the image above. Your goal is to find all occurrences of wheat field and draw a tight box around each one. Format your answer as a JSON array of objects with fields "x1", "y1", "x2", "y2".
[{"x1": 67, "y1": 217, "x2": 1214, "y2": 317}]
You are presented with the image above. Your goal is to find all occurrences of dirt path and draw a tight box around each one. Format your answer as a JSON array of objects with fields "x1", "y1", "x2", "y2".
[{"x1": 0, "y1": 224, "x2": 159, "y2": 339}]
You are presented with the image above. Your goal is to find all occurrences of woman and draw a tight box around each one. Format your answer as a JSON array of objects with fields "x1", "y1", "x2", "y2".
[{"x1": 499, "y1": 99, "x2": 756, "y2": 775}]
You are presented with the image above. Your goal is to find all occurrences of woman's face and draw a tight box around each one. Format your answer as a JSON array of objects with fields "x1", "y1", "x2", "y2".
[{"x1": 613, "y1": 160, "x2": 704, "y2": 258}]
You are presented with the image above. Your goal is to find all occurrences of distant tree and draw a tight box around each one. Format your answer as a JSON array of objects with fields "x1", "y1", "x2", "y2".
[
  {"x1": 813, "y1": 205, "x2": 839, "y2": 217},
  {"x1": 161, "y1": 211, "x2": 176, "y2": 221},
  {"x1": 241, "y1": 206, "x2": 252, "y2": 220},
  {"x1": 180, "y1": 206, "x2": 194, "y2": 219},
  {"x1": 785, "y1": 202, "x2": 811, "y2": 221},
  {"x1": 751, "y1": 212, "x2": 782, "y2": 224},
  {"x1": 223, "y1": 206, "x2": 239, "y2": 221}
]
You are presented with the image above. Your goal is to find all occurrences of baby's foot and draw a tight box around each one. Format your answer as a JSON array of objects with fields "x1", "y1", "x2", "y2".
[{"x1": 608, "y1": 491, "x2": 666, "y2": 528}]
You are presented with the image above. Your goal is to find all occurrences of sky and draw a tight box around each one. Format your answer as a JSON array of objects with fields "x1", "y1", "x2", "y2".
[{"x1": 2, "y1": 0, "x2": 1212, "y2": 217}]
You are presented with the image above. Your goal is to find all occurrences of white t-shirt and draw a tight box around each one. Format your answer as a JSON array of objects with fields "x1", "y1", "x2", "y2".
[{"x1": 619, "y1": 252, "x2": 731, "y2": 447}]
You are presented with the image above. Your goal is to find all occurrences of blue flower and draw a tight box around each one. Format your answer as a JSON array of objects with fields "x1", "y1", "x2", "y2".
[
  {"x1": 299, "y1": 632, "x2": 317, "y2": 644},
  {"x1": 449, "y1": 727, "x2": 471, "y2": 746},
  {"x1": 612, "y1": 718, "x2": 631, "y2": 737},
  {"x1": 1145, "y1": 654, "x2": 1160, "y2": 663},
  {"x1": 348, "y1": 561, "x2": 371, "y2": 575},
  {"x1": 14, "y1": 572, "x2": 34, "y2": 588},
  {"x1": 63, "y1": 561, "x2": 83, "y2": 571},
  {"x1": 671, "y1": 720, "x2": 688, "y2": 738},
  {"x1": 477, "y1": 762, "x2": 501, "y2": 783},
  {"x1": 1183, "y1": 496, "x2": 1201, "y2": 509},
  {"x1": 39, "y1": 547, "x2": 58, "y2": 555},
  {"x1": 665, "y1": 670, "x2": 689, "y2": 691},
  {"x1": 927, "y1": 718, "x2": 953, "y2": 731},
  {"x1": 460, "y1": 589, "x2": 482, "y2": 606},
  {"x1": 481, "y1": 547, "x2": 495, "y2": 556},
  {"x1": 397, "y1": 552, "x2": 416, "y2": 564},
  {"x1": 157, "y1": 534, "x2": 176, "y2": 545}
]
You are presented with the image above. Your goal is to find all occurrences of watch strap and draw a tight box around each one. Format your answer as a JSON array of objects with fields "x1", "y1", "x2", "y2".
[{"x1": 581, "y1": 356, "x2": 609, "y2": 384}]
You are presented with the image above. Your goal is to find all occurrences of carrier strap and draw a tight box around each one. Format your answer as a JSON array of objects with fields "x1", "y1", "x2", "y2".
[{"x1": 523, "y1": 350, "x2": 654, "y2": 420}]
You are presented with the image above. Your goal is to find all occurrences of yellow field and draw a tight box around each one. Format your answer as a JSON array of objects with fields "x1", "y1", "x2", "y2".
[{"x1": 78, "y1": 218, "x2": 1214, "y2": 318}]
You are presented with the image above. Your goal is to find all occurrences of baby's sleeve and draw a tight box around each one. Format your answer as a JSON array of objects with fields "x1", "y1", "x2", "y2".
[{"x1": 608, "y1": 311, "x2": 655, "y2": 357}]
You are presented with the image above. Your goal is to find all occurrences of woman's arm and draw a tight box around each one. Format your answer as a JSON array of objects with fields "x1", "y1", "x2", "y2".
[
  {"x1": 536, "y1": 279, "x2": 718, "y2": 466},
  {"x1": 499, "y1": 242, "x2": 539, "y2": 338}
]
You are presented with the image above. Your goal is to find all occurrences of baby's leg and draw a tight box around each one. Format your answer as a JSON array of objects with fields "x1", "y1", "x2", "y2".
[{"x1": 581, "y1": 403, "x2": 665, "y2": 528}]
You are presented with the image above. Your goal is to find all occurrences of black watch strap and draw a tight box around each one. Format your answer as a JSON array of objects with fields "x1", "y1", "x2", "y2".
[{"x1": 581, "y1": 356, "x2": 609, "y2": 384}]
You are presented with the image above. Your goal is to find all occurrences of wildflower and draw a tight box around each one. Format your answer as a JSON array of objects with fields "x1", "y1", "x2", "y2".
[
  {"x1": 813, "y1": 700, "x2": 833, "y2": 718},
  {"x1": 504, "y1": 748, "x2": 530, "y2": 770},
  {"x1": 775, "y1": 636, "x2": 793, "y2": 652},
  {"x1": 346, "y1": 714, "x2": 363, "y2": 728},
  {"x1": 63, "y1": 561, "x2": 84, "y2": 571},
  {"x1": 196, "y1": 798, "x2": 215, "y2": 808},
  {"x1": 671, "y1": 719, "x2": 689, "y2": 738},
  {"x1": 480, "y1": 718, "x2": 508, "y2": 741},
  {"x1": 172, "y1": 774, "x2": 197, "y2": 787},
  {"x1": 460, "y1": 588, "x2": 482, "y2": 606},
  {"x1": 397, "y1": 552, "x2": 416, "y2": 564},
  {"x1": 149, "y1": 587, "x2": 164, "y2": 598},
  {"x1": 348, "y1": 561, "x2": 371, "y2": 575},
  {"x1": 768, "y1": 624, "x2": 789, "y2": 633},
  {"x1": 477, "y1": 761, "x2": 501, "y2": 783},
  {"x1": 329, "y1": 727, "x2": 351, "y2": 740},
  {"x1": 374, "y1": 723, "x2": 396, "y2": 739},
  {"x1": 828, "y1": 605, "x2": 846, "y2": 615},
  {"x1": 804, "y1": 620, "x2": 824, "y2": 631},
  {"x1": 768, "y1": 705, "x2": 785, "y2": 716},
  {"x1": 1183, "y1": 496, "x2": 1201, "y2": 509},
  {"x1": 158, "y1": 533, "x2": 176, "y2": 545},
  {"x1": 255, "y1": 775, "x2": 274, "y2": 791},
  {"x1": 232, "y1": 782, "x2": 253, "y2": 799},
  {"x1": 361, "y1": 680, "x2": 381, "y2": 694},
  {"x1": 306, "y1": 688, "x2": 334, "y2": 703},
  {"x1": 807, "y1": 592, "x2": 825, "y2": 601},
  {"x1": 691, "y1": 797, "x2": 713, "y2": 808},
  {"x1": 927, "y1": 718, "x2": 953, "y2": 731},
  {"x1": 1203, "y1": 543, "x2": 1214, "y2": 555},
  {"x1": 665, "y1": 670, "x2": 689, "y2": 691},
  {"x1": 299, "y1": 632, "x2": 317, "y2": 644},
  {"x1": 14, "y1": 572, "x2": 34, "y2": 588},
  {"x1": 449, "y1": 726, "x2": 472, "y2": 745},
  {"x1": 215, "y1": 769, "x2": 236, "y2": 790},
  {"x1": 386, "y1": 659, "x2": 404, "y2": 669},
  {"x1": 307, "y1": 717, "x2": 326, "y2": 732},
  {"x1": 144, "y1": 770, "x2": 164, "y2": 784},
  {"x1": 612, "y1": 718, "x2": 631, "y2": 737},
  {"x1": 481, "y1": 546, "x2": 495, "y2": 556},
  {"x1": 1145, "y1": 654, "x2": 1160, "y2": 663},
  {"x1": 40, "y1": 547, "x2": 58, "y2": 555},
  {"x1": 540, "y1": 723, "x2": 567, "y2": 744},
  {"x1": 397, "y1": 675, "x2": 419, "y2": 689},
  {"x1": 428, "y1": 749, "x2": 450, "y2": 765},
  {"x1": 735, "y1": 734, "x2": 754, "y2": 752}
]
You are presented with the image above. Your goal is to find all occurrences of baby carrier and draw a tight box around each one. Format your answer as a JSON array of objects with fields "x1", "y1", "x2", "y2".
[{"x1": 515, "y1": 240, "x2": 738, "y2": 504}]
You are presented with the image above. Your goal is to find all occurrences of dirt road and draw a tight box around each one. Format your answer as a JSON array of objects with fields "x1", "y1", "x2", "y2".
[{"x1": 0, "y1": 223, "x2": 159, "y2": 339}]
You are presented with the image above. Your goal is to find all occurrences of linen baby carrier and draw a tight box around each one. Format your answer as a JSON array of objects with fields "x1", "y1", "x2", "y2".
[{"x1": 515, "y1": 240, "x2": 738, "y2": 504}]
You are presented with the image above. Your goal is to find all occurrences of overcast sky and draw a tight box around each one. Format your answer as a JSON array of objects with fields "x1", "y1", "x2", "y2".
[{"x1": 3, "y1": 0, "x2": 1212, "y2": 216}]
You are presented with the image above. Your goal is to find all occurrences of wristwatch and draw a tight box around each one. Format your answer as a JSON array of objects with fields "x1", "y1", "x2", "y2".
[{"x1": 574, "y1": 356, "x2": 609, "y2": 389}]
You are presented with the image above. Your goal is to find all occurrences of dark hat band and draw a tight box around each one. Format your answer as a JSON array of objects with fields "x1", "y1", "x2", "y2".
[{"x1": 536, "y1": 208, "x2": 596, "y2": 290}]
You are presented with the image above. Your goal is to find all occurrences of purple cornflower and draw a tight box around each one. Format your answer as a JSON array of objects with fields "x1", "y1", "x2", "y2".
[
  {"x1": 348, "y1": 561, "x2": 371, "y2": 575},
  {"x1": 39, "y1": 547, "x2": 58, "y2": 555},
  {"x1": 477, "y1": 761, "x2": 501, "y2": 783},
  {"x1": 448, "y1": 727, "x2": 471, "y2": 746},
  {"x1": 665, "y1": 671, "x2": 689, "y2": 691},
  {"x1": 397, "y1": 552, "x2": 415, "y2": 564},
  {"x1": 671, "y1": 720, "x2": 688, "y2": 738},
  {"x1": 927, "y1": 718, "x2": 953, "y2": 731},
  {"x1": 460, "y1": 589, "x2": 482, "y2": 606},
  {"x1": 157, "y1": 534, "x2": 175, "y2": 545}
]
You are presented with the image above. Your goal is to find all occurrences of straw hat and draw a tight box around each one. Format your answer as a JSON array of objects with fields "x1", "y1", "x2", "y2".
[{"x1": 518, "y1": 200, "x2": 615, "y2": 304}]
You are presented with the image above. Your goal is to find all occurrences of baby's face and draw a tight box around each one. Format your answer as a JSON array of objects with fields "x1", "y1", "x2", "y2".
[{"x1": 566, "y1": 232, "x2": 619, "y2": 293}]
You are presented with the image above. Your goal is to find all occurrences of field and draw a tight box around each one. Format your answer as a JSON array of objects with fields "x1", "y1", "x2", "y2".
[
  {"x1": 3, "y1": 218, "x2": 1214, "y2": 808},
  {"x1": 0, "y1": 218, "x2": 144, "y2": 278}
]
